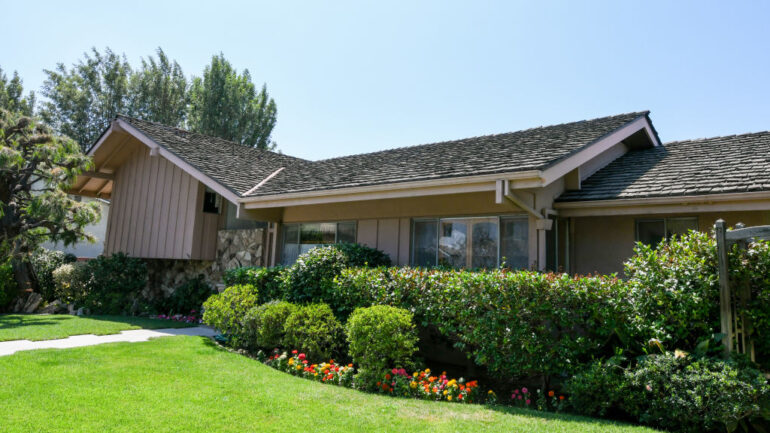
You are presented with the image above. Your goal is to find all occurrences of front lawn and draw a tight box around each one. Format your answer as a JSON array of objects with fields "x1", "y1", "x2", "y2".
[
  {"x1": 0, "y1": 336, "x2": 660, "y2": 433},
  {"x1": 0, "y1": 314, "x2": 193, "y2": 341}
]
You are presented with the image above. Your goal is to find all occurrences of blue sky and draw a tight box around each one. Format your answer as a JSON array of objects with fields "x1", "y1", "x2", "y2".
[{"x1": 2, "y1": 1, "x2": 769, "y2": 159}]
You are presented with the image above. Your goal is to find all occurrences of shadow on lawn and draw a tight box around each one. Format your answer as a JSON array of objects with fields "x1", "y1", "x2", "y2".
[
  {"x1": 0, "y1": 314, "x2": 73, "y2": 329},
  {"x1": 486, "y1": 404, "x2": 642, "y2": 430}
]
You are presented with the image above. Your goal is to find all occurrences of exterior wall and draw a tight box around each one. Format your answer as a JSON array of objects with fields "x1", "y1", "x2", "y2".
[
  {"x1": 217, "y1": 228, "x2": 267, "y2": 270},
  {"x1": 43, "y1": 198, "x2": 109, "y2": 258},
  {"x1": 572, "y1": 210, "x2": 770, "y2": 275},
  {"x1": 105, "y1": 143, "x2": 224, "y2": 260}
]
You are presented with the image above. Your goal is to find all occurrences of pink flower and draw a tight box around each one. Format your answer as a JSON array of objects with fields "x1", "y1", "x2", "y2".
[
  {"x1": 521, "y1": 387, "x2": 528, "y2": 394},
  {"x1": 517, "y1": 395, "x2": 522, "y2": 400},
  {"x1": 298, "y1": 353, "x2": 306, "y2": 360},
  {"x1": 526, "y1": 399, "x2": 531, "y2": 405}
]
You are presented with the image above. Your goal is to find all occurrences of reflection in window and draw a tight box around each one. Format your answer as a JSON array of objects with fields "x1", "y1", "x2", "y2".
[
  {"x1": 413, "y1": 216, "x2": 528, "y2": 269},
  {"x1": 635, "y1": 217, "x2": 698, "y2": 246},
  {"x1": 281, "y1": 222, "x2": 357, "y2": 265}
]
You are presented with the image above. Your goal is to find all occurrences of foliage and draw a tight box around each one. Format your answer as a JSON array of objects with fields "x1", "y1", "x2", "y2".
[
  {"x1": 157, "y1": 275, "x2": 214, "y2": 316},
  {"x1": 563, "y1": 357, "x2": 629, "y2": 418},
  {"x1": 621, "y1": 353, "x2": 770, "y2": 433},
  {"x1": 80, "y1": 253, "x2": 148, "y2": 314},
  {"x1": 30, "y1": 248, "x2": 75, "y2": 301},
  {"x1": 243, "y1": 300, "x2": 298, "y2": 350},
  {"x1": 126, "y1": 48, "x2": 188, "y2": 126},
  {"x1": 0, "y1": 260, "x2": 18, "y2": 309},
  {"x1": 202, "y1": 284, "x2": 260, "y2": 348},
  {"x1": 40, "y1": 47, "x2": 132, "y2": 151},
  {"x1": 0, "y1": 66, "x2": 35, "y2": 115},
  {"x1": 282, "y1": 303, "x2": 344, "y2": 361},
  {"x1": 51, "y1": 262, "x2": 90, "y2": 304},
  {"x1": 223, "y1": 266, "x2": 284, "y2": 303},
  {"x1": 624, "y1": 231, "x2": 720, "y2": 350},
  {"x1": 280, "y1": 243, "x2": 391, "y2": 318},
  {"x1": 0, "y1": 110, "x2": 100, "y2": 292},
  {"x1": 188, "y1": 53, "x2": 277, "y2": 149},
  {"x1": 731, "y1": 240, "x2": 770, "y2": 370},
  {"x1": 346, "y1": 305, "x2": 419, "y2": 390}
]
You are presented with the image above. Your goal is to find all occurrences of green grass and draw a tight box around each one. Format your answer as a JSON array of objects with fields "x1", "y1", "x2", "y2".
[
  {"x1": 0, "y1": 314, "x2": 194, "y2": 341},
  {"x1": 0, "y1": 336, "x2": 660, "y2": 433}
]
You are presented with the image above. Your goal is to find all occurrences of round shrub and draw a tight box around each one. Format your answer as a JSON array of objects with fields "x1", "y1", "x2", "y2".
[
  {"x1": 283, "y1": 303, "x2": 344, "y2": 361},
  {"x1": 223, "y1": 266, "x2": 285, "y2": 303},
  {"x1": 346, "y1": 305, "x2": 418, "y2": 390},
  {"x1": 202, "y1": 284, "x2": 259, "y2": 348},
  {"x1": 30, "y1": 248, "x2": 69, "y2": 301},
  {"x1": 52, "y1": 262, "x2": 90, "y2": 304},
  {"x1": 280, "y1": 243, "x2": 391, "y2": 318},
  {"x1": 243, "y1": 300, "x2": 298, "y2": 350},
  {"x1": 563, "y1": 358, "x2": 628, "y2": 418},
  {"x1": 621, "y1": 353, "x2": 770, "y2": 433}
]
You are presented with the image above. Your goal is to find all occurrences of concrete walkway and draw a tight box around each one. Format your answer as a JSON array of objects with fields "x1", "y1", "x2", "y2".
[{"x1": 0, "y1": 326, "x2": 217, "y2": 357}]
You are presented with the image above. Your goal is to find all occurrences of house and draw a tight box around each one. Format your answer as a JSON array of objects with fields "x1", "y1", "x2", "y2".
[{"x1": 69, "y1": 111, "x2": 770, "y2": 285}]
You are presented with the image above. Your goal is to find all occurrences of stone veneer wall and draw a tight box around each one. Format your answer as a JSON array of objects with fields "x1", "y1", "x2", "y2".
[{"x1": 144, "y1": 228, "x2": 266, "y2": 296}]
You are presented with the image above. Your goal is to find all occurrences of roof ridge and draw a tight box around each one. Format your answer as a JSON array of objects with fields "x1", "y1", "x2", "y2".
[
  {"x1": 663, "y1": 130, "x2": 770, "y2": 146},
  {"x1": 312, "y1": 111, "x2": 650, "y2": 163}
]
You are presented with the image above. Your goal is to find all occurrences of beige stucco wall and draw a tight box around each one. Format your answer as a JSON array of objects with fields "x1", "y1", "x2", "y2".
[
  {"x1": 105, "y1": 141, "x2": 223, "y2": 260},
  {"x1": 572, "y1": 210, "x2": 770, "y2": 276}
]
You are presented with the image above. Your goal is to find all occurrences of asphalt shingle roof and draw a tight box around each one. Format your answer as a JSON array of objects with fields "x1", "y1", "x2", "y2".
[
  {"x1": 557, "y1": 132, "x2": 770, "y2": 202},
  {"x1": 118, "y1": 112, "x2": 650, "y2": 198}
]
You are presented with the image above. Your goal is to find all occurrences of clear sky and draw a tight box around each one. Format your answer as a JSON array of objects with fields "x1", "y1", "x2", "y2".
[{"x1": 2, "y1": 1, "x2": 769, "y2": 160}]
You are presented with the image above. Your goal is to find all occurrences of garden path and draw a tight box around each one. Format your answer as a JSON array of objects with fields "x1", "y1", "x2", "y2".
[{"x1": 0, "y1": 326, "x2": 217, "y2": 357}]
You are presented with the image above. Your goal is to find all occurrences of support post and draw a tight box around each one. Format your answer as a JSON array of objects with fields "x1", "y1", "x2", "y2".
[{"x1": 714, "y1": 219, "x2": 733, "y2": 356}]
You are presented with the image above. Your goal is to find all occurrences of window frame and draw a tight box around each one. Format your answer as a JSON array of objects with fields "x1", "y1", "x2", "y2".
[
  {"x1": 280, "y1": 221, "x2": 358, "y2": 265},
  {"x1": 634, "y1": 216, "x2": 699, "y2": 244},
  {"x1": 410, "y1": 215, "x2": 528, "y2": 269}
]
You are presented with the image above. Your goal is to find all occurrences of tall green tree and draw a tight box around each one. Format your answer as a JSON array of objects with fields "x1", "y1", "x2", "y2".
[
  {"x1": 188, "y1": 54, "x2": 277, "y2": 149},
  {"x1": 39, "y1": 48, "x2": 132, "y2": 151},
  {"x1": 0, "y1": 110, "x2": 100, "y2": 292},
  {"x1": 0, "y1": 67, "x2": 35, "y2": 116},
  {"x1": 127, "y1": 48, "x2": 188, "y2": 126}
]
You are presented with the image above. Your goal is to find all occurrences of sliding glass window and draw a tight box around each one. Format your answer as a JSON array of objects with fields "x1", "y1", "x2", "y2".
[
  {"x1": 412, "y1": 216, "x2": 528, "y2": 269},
  {"x1": 281, "y1": 221, "x2": 357, "y2": 265}
]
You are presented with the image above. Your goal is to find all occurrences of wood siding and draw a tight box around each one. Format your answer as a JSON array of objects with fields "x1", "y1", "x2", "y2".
[{"x1": 104, "y1": 145, "x2": 220, "y2": 260}]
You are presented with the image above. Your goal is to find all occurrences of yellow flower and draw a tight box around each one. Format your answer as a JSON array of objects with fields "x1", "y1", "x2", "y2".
[
  {"x1": 447, "y1": 396, "x2": 452, "y2": 401},
  {"x1": 410, "y1": 381, "x2": 417, "y2": 389},
  {"x1": 425, "y1": 368, "x2": 430, "y2": 373},
  {"x1": 443, "y1": 390, "x2": 448, "y2": 395},
  {"x1": 413, "y1": 372, "x2": 418, "y2": 378},
  {"x1": 288, "y1": 358, "x2": 295, "y2": 365}
]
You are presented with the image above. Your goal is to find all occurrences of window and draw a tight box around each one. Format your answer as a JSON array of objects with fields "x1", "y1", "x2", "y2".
[
  {"x1": 281, "y1": 221, "x2": 357, "y2": 264},
  {"x1": 635, "y1": 217, "x2": 698, "y2": 245},
  {"x1": 412, "y1": 216, "x2": 528, "y2": 269},
  {"x1": 202, "y1": 188, "x2": 220, "y2": 214}
]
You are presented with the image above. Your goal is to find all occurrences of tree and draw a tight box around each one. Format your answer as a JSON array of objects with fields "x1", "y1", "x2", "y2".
[
  {"x1": 39, "y1": 48, "x2": 132, "y2": 151},
  {"x1": 0, "y1": 110, "x2": 100, "y2": 293},
  {"x1": 188, "y1": 53, "x2": 277, "y2": 149},
  {"x1": 0, "y1": 67, "x2": 35, "y2": 116},
  {"x1": 127, "y1": 48, "x2": 188, "y2": 126}
]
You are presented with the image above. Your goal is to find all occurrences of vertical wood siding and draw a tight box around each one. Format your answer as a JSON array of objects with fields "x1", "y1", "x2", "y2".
[{"x1": 104, "y1": 145, "x2": 209, "y2": 259}]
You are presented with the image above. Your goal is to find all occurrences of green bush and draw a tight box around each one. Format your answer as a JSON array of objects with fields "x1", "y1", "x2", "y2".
[
  {"x1": 733, "y1": 240, "x2": 770, "y2": 370},
  {"x1": 346, "y1": 305, "x2": 419, "y2": 390},
  {"x1": 283, "y1": 303, "x2": 344, "y2": 361},
  {"x1": 52, "y1": 262, "x2": 90, "y2": 304},
  {"x1": 243, "y1": 300, "x2": 298, "y2": 350},
  {"x1": 30, "y1": 248, "x2": 74, "y2": 301},
  {"x1": 0, "y1": 261, "x2": 18, "y2": 309},
  {"x1": 81, "y1": 253, "x2": 148, "y2": 314},
  {"x1": 202, "y1": 284, "x2": 260, "y2": 348},
  {"x1": 158, "y1": 276, "x2": 214, "y2": 315},
  {"x1": 621, "y1": 353, "x2": 770, "y2": 433},
  {"x1": 280, "y1": 243, "x2": 390, "y2": 318},
  {"x1": 223, "y1": 266, "x2": 284, "y2": 303},
  {"x1": 563, "y1": 357, "x2": 627, "y2": 418}
]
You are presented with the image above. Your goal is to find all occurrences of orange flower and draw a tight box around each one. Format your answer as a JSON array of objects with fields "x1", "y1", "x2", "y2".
[
  {"x1": 548, "y1": 390, "x2": 555, "y2": 397},
  {"x1": 385, "y1": 373, "x2": 391, "y2": 380}
]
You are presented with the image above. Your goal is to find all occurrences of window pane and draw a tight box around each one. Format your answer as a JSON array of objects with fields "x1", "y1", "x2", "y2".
[
  {"x1": 319, "y1": 223, "x2": 336, "y2": 243},
  {"x1": 666, "y1": 218, "x2": 698, "y2": 239},
  {"x1": 299, "y1": 223, "x2": 335, "y2": 244},
  {"x1": 281, "y1": 243, "x2": 299, "y2": 265},
  {"x1": 501, "y1": 217, "x2": 528, "y2": 269},
  {"x1": 439, "y1": 220, "x2": 468, "y2": 268},
  {"x1": 412, "y1": 220, "x2": 438, "y2": 267},
  {"x1": 337, "y1": 222, "x2": 356, "y2": 243},
  {"x1": 471, "y1": 218, "x2": 499, "y2": 269},
  {"x1": 637, "y1": 220, "x2": 665, "y2": 246}
]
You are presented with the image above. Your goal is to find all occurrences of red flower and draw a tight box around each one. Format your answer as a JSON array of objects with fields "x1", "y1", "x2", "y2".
[{"x1": 292, "y1": 350, "x2": 298, "y2": 354}]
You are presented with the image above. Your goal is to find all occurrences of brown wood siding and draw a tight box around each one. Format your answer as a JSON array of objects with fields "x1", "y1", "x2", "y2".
[{"x1": 103, "y1": 145, "x2": 203, "y2": 259}]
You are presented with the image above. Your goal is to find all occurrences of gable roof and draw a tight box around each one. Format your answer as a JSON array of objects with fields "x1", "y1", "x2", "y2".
[
  {"x1": 115, "y1": 111, "x2": 654, "y2": 199},
  {"x1": 557, "y1": 131, "x2": 770, "y2": 202}
]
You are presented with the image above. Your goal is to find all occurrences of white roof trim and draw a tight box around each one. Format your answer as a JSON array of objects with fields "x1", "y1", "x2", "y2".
[{"x1": 244, "y1": 167, "x2": 285, "y2": 196}]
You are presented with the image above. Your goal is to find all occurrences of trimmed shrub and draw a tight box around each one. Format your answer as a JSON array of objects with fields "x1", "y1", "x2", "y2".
[
  {"x1": 202, "y1": 284, "x2": 260, "y2": 348},
  {"x1": 563, "y1": 358, "x2": 627, "y2": 418},
  {"x1": 243, "y1": 300, "x2": 298, "y2": 350},
  {"x1": 0, "y1": 261, "x2": 18, "y2": 309},
  {"x1": 280, "y1": 243, "x2": 391, "y2": 318},
  {"x1": 158, "y1": 276, "x2": 214, "y2": 315},
  {"x1": 52, "y1": 262, "x2": 90, "y2": 304},
  {"x1": 621, "y1": 353, "x2": 770, "y2": 433},
  {"x1": 283, "y1": 303, "x2": 344, "y2": 361},
  {"x1": 30, "y1": 248, "x2": 74, "y2": 301},
  {"x1": 223, "y1": 266, "x2": 284, "y2": 303},
  {"x1": 346, "y1": 305, "x2": 419, "y2": 390},
  {"x1": 82, "y1": 253, "x2": 148, "y2": 314}
]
